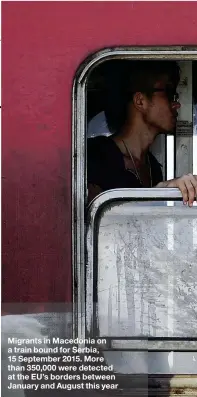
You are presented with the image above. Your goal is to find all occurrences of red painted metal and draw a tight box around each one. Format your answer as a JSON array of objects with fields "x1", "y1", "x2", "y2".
[{"x1": 2, "y1": 2, "x2": 197, "y2": 308}]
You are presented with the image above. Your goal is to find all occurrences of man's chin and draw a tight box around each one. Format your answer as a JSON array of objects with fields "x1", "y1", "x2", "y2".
[{"x1": 159, "y1": 127, "x2": 176, "y2": 135}]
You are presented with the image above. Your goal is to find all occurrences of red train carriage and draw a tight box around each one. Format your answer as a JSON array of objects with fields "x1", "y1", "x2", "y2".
[{"x1": 2, "y1": 2, "x2": 197, "y2": 395}]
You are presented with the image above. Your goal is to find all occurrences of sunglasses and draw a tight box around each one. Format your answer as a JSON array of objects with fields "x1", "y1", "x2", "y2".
[{"x1": 151, "y1": 88, "x2": 179, "y2": 103}]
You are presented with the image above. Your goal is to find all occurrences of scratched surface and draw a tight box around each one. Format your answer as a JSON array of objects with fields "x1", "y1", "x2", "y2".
[{"x1": 96, "y1": 201, "x2": 197, "y2": 373}]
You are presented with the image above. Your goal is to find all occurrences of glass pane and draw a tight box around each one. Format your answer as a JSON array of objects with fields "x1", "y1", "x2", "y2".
[{"x1": 94, "y1": 200, "x2": 197, "y2": 374}]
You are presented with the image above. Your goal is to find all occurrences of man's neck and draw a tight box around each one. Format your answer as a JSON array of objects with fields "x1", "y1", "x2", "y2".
[{"x1": 112, "y1": 123, "x2": 158, "y2": 163}]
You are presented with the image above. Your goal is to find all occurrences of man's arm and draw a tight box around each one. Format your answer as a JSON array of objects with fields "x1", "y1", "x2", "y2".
[{"x1": 156, "y1": 174, "x2": 197, "y2": 207}]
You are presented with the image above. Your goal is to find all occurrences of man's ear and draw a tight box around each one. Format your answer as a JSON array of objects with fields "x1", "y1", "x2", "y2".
[{"x1": 133, "y1": 92, "x2": 148, "y2": 112}]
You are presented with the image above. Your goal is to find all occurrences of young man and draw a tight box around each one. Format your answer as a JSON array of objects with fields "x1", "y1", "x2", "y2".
[{"x1": 87, "y1": 60, "x2": 197, "y2": 205}]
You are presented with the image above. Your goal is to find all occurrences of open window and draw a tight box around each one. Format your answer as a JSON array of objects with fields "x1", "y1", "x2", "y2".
[
  {"x1": 72, "y1": 47, "x2": 197, "y2": 389},
  {"x1": 86, "y1": 57, "x2": 196, "y2": 181}
]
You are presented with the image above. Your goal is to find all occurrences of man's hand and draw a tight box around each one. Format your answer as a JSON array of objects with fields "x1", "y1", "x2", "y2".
[{"x1": 156, "y1": 174, "x2": 197, "y2": 207}]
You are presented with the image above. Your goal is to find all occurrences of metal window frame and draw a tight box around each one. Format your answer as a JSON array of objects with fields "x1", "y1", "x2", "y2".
[{"x1": 72, "y1": 46, "x2": 197, "y2": 342}]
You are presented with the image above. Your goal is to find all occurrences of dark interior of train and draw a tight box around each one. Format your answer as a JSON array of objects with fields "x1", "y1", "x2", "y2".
[
  {"x1": 87, "y1": 59, "x2": 197, "y2": 132},
  {"x1": 87, "y1": 60, "x2": 126, "y2": 128},
  {"x1": 85, "y1": 60, "x2": 197, "y2": 383},
  {"x1": 86, "y1": 59, "x2": 197, "y2": 184}
]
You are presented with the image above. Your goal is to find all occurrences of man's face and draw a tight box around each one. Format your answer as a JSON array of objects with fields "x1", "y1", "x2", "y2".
[{"x1": 143, "y1": 76, "x2": 181, "y2": 134}]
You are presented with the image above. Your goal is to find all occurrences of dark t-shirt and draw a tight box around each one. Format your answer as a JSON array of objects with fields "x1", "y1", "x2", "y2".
[{"x1": 87, "y1": 136, "x2": 163, "y2": 190}]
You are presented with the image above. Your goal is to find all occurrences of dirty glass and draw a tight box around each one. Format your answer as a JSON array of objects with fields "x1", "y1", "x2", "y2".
[{"x1": 91, "y1": 200, "x2": 197, "y2": 373}]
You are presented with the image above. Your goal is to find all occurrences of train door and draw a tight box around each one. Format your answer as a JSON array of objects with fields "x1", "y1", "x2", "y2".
[{"x1": 73, "y1": 48, "x2": 197, "y2": 395}]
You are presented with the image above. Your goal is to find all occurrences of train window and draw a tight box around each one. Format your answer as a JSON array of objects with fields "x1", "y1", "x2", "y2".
[
  {"x1": 72, "y1": 49, "x2": 197, "y2": 382},
  {"x1": 86, "y1": 58, "x2": 196, "y2": 198}
]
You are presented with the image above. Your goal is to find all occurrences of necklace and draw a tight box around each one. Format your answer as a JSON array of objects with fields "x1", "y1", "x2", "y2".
[{"x1": 122, "y1": 139, "x2": 152, "y2": 187}]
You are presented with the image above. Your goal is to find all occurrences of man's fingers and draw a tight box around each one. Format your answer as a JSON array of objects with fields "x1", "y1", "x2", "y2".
[
  {"x1": 178, "y1": 174, "x2": 197, "y2": 206},
  {"x1": 176, "y1": 180, "x2": 189, "y2": 204},
  {"x1": 184, "y1": 178, "x2": 196, "y2": 206},
  {"x1": 189, "y1": 174, "x2": 197, "y2": 200},
  {"x1": 157, "y1": 174, "x2": 197, "y2": 206}
]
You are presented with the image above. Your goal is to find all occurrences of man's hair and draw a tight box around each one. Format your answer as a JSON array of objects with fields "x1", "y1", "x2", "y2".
[{"x1": 104, "y1": 60, "x2": 180, "y2": 133}]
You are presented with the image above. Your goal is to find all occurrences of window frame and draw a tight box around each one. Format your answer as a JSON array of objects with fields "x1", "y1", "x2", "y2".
[{"x1": 72, "y1": 46, "x2": 197, "y2": 340}]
